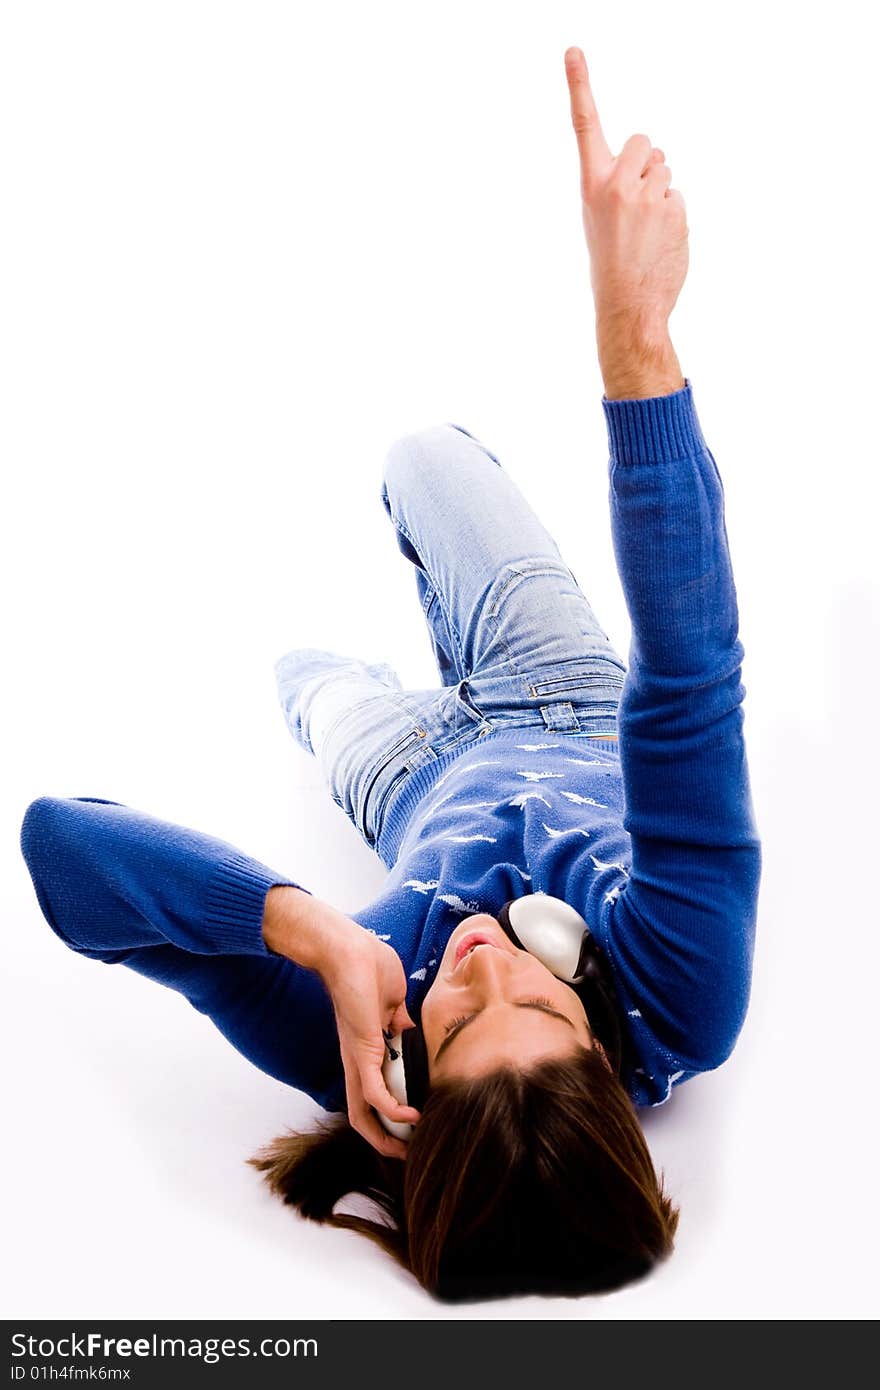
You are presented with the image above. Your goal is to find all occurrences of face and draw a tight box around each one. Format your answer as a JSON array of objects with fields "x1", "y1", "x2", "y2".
[{"x1": 420, "y1": 913, "x2": 606, "y2": 1083}]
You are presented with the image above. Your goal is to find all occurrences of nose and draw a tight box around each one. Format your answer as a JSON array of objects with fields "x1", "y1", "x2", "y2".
[{"x1": 459, "y1": 941, "x2": 515, "y2": 997}]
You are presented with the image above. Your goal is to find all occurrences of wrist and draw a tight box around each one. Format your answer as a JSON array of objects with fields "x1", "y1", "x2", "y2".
[
  {"x1": 596, "y1": 312, "x2": 684, "y2": 400},
  {"x1": 262, "y1": 885, "x2": 354, "y2": 975}
]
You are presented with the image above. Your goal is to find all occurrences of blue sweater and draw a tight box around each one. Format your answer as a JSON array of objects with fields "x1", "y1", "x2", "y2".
[{"x1": 19, "y1": 381, "x2": 762, "y2": 1112}]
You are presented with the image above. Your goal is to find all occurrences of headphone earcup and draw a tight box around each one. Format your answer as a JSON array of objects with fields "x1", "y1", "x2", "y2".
[
  {"x1": 576, "y1": 939, "x2": 604, "y2": 981},
  {"x1": 498, "y1": 893, "x2": 625, "y2": 1077},
  {"x1": 379, "y1": 1031, "x2": 413, "y2": 1141},
  {"x1": 496, "y1": 896, "x2": 521, "y2": 948},
  {"x1": 499, "y1": 892, "x2": 590, "y2": 982},
  {"x1": 377, "y1": 1026, "x2": 430, "y2": 1141}
]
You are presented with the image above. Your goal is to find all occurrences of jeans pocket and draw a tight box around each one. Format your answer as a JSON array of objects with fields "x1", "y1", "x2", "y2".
[
  {"x1": 523, "y1": 657, "x2": 626, "y2": 704},
  {"x1": 528, "y1": 672, "x2": 620, "y2": 698},
  {"x1": 365, "y1": 730, "x2": 437, "y2": 847}
]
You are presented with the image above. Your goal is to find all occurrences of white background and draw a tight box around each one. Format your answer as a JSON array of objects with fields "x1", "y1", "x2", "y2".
[{"x1": 2, "y1": 0, "x2": 878, "y2": 1320}]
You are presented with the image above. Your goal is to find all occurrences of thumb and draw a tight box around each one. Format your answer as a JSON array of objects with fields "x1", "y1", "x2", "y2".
[{"x1": 389, "y1": 1001, "x2": 415, "y2": 1034}]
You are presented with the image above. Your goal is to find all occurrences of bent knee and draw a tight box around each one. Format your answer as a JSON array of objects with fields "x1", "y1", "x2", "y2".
[{"x1": 381, "y1": 423, "x2": 465, "y2": 499}]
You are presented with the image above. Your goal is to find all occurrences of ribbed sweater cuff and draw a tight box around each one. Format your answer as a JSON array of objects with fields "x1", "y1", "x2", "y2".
[
  {"x1": 204, "y1": 851, "x2": 305, "y2": 955},
  {"x1": 602, "y1": 377, "x2": 707, "y2": 464}
]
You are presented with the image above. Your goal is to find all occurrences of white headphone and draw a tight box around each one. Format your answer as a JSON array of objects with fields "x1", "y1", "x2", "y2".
[{"x1": 379, "y1": 892, "x2": 624, "y2": 1140}]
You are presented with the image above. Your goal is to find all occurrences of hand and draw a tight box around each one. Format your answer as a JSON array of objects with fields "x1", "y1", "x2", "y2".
[
  {"x1": 564, "y1": 47, "x2": 689, "y2": 340},
  {"x1": 321, "y1": 929, "x2": 422, "y2": 1161},
  {"x1": 262, "y1": 886, "x2": 421, "y2": 1159}
]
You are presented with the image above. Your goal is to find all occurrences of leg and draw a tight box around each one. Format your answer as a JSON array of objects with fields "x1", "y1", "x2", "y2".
[
  {"x1": 274, "y1": 646, "x2": 466, "y2": 852},
  {"x1": 274, "y1": 647, "x2": 406, "y2": 760},
  {"x1": 380, "y1": 423, "x2": 627, "y2": 735}
]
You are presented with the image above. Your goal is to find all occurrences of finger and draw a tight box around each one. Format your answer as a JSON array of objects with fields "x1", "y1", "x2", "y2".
[
  {"x1": 348, "y1": 1088, "x2": 411, "y2": 1159},
  {"x1": 641, "y1": 149, "x2": 666, "y2": 187},
  {"x1": 352, "y1": 1033, "x2": 421, "y2": 1122},
  {"x1": 339, "y1": 1050, "x2": 411, "y2": 1159},
  {"x1": 342, "y1": 1036, "x2": 421, "y2": 1124},
  {"x1": 564, "y1": 48, "x2": 612, "y2": 189},
  {"x1": 362, "y1": 1068, "x2": 421, "y2": 1125},
  {"x1": 364, "y1": 1124, "x2": 409, "y2": 1161},
  {"x1": 389, "y1": 1001, "x2": 415, "y2": 1034},
  {"x1": 616, "y1": 132, "x2": 655, "y2": 189},
  {"x1": 352, "y1": 1104, "x2": 410, "y2": 1159},
  {"x1": 642, "y1": 162, "x2": 672, "y2": 198}
]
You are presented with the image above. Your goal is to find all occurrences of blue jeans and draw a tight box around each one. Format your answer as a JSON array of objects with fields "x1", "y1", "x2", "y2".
[{"x1": 274, "y1": 423, "x2": 627, "y2": 862}]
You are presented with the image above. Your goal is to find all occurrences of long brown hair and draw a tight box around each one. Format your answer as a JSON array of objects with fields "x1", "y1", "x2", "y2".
[{"x1": 248, "y1": 1047, "x2": 679, "y2": 1302}]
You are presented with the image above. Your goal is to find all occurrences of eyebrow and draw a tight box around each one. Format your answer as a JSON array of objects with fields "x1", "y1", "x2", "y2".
[{"x1": 433, "y1": 1001, "x2": 577, "y2": 1065}]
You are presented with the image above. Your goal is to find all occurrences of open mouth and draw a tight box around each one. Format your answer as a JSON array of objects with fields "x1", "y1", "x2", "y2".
[{"x1": 453, "y1": 932, "x2": 498, "y2": 968}]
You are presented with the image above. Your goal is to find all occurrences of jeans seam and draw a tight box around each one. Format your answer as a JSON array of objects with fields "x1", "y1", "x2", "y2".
[
  {"x1": 389, "y1": 476, "x2": 468, "y2": 680},
  {"x1": 484, "y1": 559, "x2": 581, "y2": 695},
  {"x1": 369, "y1": 733, "x2": 445, "y2": 847}
]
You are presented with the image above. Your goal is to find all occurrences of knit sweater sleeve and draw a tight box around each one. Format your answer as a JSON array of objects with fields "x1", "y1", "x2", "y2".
[
  {"x1": 20, "y1": 795, "x2": 308, "y2": 959},
  {"x1": 600, "y1": 379, "x2": 762, "y2": 1079}
]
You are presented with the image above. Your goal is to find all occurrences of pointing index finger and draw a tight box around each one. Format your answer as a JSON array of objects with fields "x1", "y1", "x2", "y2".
[{"x1": 564, "y1": 47, "x2": 612, "y2": 188}]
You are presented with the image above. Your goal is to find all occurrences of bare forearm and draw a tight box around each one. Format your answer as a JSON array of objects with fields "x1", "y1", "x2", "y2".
[
  {"x1": 261, "y1": 883, "x2": 357, "y2": 976},
  {"x1": 597, "y1": 313, "x2": 685, "y2": 401}
]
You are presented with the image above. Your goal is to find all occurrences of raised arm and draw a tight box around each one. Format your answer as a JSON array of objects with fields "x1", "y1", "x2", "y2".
[
  {"x1": 565, "y1": 51, "x2": 762, "y2": 1091},
  {"x1": 564, "y1": 46, "x2": 687, "y2": 401}
]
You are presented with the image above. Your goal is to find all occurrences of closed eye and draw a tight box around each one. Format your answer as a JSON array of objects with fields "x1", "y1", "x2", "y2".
[
  {"x1": 435, "y1": 995, "x2": 574, "y2": 1064},
  {"x1": 442, "y1": 994, "x2": 557, "y2": 1036}
]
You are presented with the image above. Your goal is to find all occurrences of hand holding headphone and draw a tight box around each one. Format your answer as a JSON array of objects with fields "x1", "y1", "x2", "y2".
[{"x1": 378, "y1": 892, "x2": 625, "y2": 1140}]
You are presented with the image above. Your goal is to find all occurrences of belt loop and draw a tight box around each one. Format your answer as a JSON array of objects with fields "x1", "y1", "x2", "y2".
[{"x1": 540, "y1": 701, "x2": 580, "y2": 733}]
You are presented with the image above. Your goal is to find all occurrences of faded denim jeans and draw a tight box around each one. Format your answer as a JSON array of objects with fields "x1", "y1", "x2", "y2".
[{"x1": 275, "y1": 423, "x2": 627, "y2": 865}]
